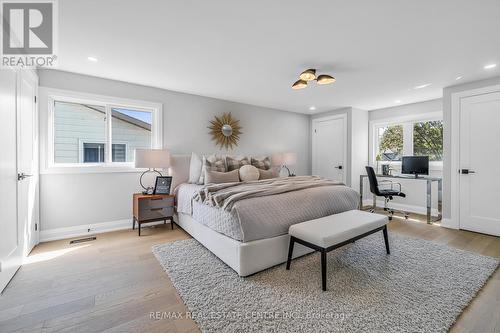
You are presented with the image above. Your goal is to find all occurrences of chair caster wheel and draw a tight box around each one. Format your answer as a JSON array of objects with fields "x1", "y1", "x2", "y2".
[
  {"x1": 369, "y1": 209, "x2": 375, "y2": 213},
  {"x1": 404, "y1": 214, "x2": 409, "y2": 219},
  {"x1": 388, "y1": 216, "x2": 393, "y2": 221}
]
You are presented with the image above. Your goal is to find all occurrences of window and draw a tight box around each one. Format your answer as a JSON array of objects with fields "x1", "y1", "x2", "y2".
[
  {"x1": 112, "y1": 143, "x2": 127, "y2": 162},
  {"x1": 83, "y1": 143, "x2": 105, "y2": 163},
  {"x1": 47, "y1": 90, "x2": 162, "y2": 172},
  {"x1": 376, "y1": 124, "x2": 403, "y2": 161},
  {"x1": 373, "y1": 117, "x2": 443, "y2": 164},
  {"x1": 413, "y1": 121, "x2": 443, "y2": 161},
  {"x1": 81, "y1": 143, "x2": 127, "y2": 163}
]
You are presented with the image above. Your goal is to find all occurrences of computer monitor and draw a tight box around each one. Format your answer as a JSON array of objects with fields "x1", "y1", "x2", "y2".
[{"x1": 401, "y1": 156, "x2": 429, "y2": 178}]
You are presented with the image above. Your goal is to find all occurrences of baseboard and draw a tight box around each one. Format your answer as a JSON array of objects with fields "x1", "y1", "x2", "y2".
[
  {"x1": 440, "y1": 218, "x2": 459, "y2": 229},
  {"x1": 39, "y1": 219, "x2": 167, "y2": 242},
  {"x1": 362, "y1": 199, "x2": 439, "y2": 216}
]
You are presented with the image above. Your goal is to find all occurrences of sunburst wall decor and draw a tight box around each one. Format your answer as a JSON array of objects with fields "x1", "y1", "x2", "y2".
[{"x1": 208, "y1": 112, "x2": 243, "y2": 150}]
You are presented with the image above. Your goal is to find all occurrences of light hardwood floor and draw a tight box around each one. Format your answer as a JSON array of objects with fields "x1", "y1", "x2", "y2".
[{"x1": 0, "y1": 216, "x2": 498, "y2": 333}]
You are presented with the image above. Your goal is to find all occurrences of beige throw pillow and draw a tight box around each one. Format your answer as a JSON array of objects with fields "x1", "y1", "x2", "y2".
[
  {"x1": 205, "y1": 169, "x2": 240, "y2": 185},
  {"x1": 251, "y1": 156, "x2": 271, "y2": 170},
  {"x1": 226, "y1": 155, "x2": 250, "y2": 171},
  {"x1": 239, "y1": 165, "x2": 260, "y2": 182},
  {"x1": 259, "y1": 168, "x2": 279, "y2": 180},
  {"x1": 199, "y1": 155, "x2": 226, "y2": 184}
]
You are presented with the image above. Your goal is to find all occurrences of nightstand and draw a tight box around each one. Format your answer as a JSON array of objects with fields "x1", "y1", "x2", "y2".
[{"x1": 132, "y1": 193, "x2": 175, "y2": 236}]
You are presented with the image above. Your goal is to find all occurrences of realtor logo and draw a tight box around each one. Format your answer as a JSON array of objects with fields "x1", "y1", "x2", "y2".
[{"x1": 1, "y1": 0, "x2": 57, "y2": 68}]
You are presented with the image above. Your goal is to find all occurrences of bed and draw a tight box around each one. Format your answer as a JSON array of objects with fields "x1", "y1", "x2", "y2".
[{"x1": 169, "y1": 155, "x2": 360, "y2": 276}]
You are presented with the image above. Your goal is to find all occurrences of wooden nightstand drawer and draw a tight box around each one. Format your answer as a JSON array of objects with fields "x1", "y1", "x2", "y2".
[
  {"x1": 133, "y1": 193, "x2": 176, "y2": 236},
  {"x1": 139, "y1": 207, "x2": 174, "y2": 221},
  {"x1": 139, "y1": 196, "x2": 174, "y2": 210}
]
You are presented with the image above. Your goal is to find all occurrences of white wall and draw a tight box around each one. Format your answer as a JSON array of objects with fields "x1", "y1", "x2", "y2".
[
  {"x1": 39, "y1": 69, "x2": 310, "y2": 232},
  {"x1": 366, "y1": 99, "x2": 442, "y2": 214},
  {"x1": 351, "y1": 108, "x2": 369, "y2": 193}
]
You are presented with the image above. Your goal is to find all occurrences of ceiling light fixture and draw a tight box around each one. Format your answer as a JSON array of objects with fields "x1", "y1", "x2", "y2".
[
  {"x1": 309, "y1": 106, "x2": 316, "y2": 111},
  {"x1": 413, "y1": 83, "x2": 431, "y2": 89},
  {"x1": 394, "y1": 100, "x2": 401, "y2": 104},
  {"x1": 455, "y1": 76, "x2": 463, "y2": 81},
  {"x1": 299, "y1": 69, "x2": 316, "y2": 81},
  {"x1": 316, "y1": 74, "x2": 336, "y2": 85},
  {"x1": 292, "y1": 79, "x2": 307, "y2": 90},
  {"x1": 484, "y1": 63, "x2": 497, "y2": 70},
  {"x1": 87, "y1": 56, "x2": 98, "y2": 62},
  {"x1": 292, "y1": 68, "x2": 336, "y2": 89}
]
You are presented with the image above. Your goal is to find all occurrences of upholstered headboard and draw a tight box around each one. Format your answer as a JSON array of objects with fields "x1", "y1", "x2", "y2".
[{"x1": 169, "y1": 154, "x2": 191, "y2": 194}]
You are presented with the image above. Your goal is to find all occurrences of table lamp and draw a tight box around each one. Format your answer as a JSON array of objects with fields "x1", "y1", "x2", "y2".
[
  {"x1": 135, "y1": 149, "x2": 170, "y2": 194},
  {"x1": 272, "y1": 152, "x2": 297, "y2": 177}
]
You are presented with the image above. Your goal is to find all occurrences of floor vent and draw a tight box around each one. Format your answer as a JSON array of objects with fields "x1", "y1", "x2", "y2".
[{"x1": 69, "y1": 236, "x2": 96, "y2": 244}]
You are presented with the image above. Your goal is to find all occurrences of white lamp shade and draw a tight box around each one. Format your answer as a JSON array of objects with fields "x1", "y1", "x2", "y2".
[
  {"x1": 271, "y1": 153, "x2": 284, "y2": 166},
  {"x1": 282, "y1": 152, "x2": 297, "y2": 165},
  {"x1": 272, "y1": 152, "x2": 297, "y2": 166},
  {"x1": 134, "y1": 149, "x2": 171, "y2": 169}
]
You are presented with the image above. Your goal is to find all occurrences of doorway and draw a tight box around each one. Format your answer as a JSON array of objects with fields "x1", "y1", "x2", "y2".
[{"x1": 312, "y1": 114, "x2": 347, "y2": 183}]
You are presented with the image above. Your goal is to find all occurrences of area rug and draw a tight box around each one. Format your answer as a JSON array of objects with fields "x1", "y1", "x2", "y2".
[{"x1": 152, "y1": 233, "x2": 498, "y2": 333}]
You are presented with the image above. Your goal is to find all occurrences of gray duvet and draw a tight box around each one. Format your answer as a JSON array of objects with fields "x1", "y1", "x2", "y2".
[{"x1": 178, "y1": 177, "x2": 360, "y2": 242}]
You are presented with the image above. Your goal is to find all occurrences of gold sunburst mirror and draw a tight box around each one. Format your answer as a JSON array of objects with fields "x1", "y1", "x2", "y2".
[{"x1": 208, "y1": 112, "x2": 243, "y2": 150}]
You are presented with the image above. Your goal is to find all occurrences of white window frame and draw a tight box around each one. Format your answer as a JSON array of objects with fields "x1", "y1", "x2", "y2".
[
  {"x1": 369, "y1": 111, "x2": 443, "y2": 170},
  {"x1": 43, "y1": 88, "x2": 162, "y2": 174}
]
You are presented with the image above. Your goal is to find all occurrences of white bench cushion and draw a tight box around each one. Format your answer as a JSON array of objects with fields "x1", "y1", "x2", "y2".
[{"x1": 288, "y1": 210, "x2": 388, "y2": 248}]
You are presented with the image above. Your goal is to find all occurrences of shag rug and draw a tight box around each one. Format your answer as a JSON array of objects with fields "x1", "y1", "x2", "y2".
[{"x1": 152, "y1": 233, "x2": 498, "y2": 333}]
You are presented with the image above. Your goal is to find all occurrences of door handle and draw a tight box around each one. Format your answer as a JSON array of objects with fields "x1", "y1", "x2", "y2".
[
  {"x1": 334, "y1": 165, "x2": 343, "y2": 170},
  {"x1": 460, "y1": 169, "x2": 476, "y2": 175},
  {"x1": 17, "y1": 173, "x2": 33, "y2": 181}
]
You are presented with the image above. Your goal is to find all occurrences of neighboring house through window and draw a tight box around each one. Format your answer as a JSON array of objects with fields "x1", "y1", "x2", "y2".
[{"x1": 45, "y1": 90, "x2": 162, "y2": 173}]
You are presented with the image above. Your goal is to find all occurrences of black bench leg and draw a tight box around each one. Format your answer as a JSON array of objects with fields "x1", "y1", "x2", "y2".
[
  {"x1": 383, "y1": 225, "x2": 390, "y2": 254},
  {"x1": 321, "y1": 250, "x2": 327, "y2": 291},
  {"x1": 286, "y1": 237, "x2": 295, "y2": 270}
]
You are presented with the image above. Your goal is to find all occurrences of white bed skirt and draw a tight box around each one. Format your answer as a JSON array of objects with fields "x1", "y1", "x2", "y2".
[{"x1": 175, "y1": 213, "x2": 314, "y2": 276}]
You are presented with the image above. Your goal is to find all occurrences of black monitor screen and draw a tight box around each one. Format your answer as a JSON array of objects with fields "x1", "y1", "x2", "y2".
[{"x1": 401, "y1": 156, "x2": 429, "y2": 175}]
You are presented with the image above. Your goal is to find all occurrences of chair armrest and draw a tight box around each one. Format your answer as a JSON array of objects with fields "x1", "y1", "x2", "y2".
[{"x1": 378, "y1": 180, "x2": 402, "y2": 192}]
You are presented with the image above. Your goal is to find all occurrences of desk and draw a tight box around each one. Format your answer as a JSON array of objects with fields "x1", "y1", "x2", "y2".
[{"x1": 359, "y1": 174, "x2": 442, "y2": 224}]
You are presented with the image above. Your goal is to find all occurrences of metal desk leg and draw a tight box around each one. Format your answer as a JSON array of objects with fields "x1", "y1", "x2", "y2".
[
  {"x1": 426, "y1": 179, "x2": 432, "y2": 224},
  {"x1": 438, "y1": 179, "x2": 442, "y2": 221},
  {"x1": 359, "y1": 175, "x2": 364, "y2": 209}
]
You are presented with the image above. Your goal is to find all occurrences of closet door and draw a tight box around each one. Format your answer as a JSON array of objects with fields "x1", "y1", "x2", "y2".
[
  {"x1": 0, "y1": 69, "x2": 38, "y2": 293},
  {"x1": 17, "y1": 70, "x2": 39, "y2": 254},
  {"x1": 459, "y1": 91, "x2": 500, "y2": 236},
  {"x1": 0, "y1": 69, "x2": 22, "y2": 292}
]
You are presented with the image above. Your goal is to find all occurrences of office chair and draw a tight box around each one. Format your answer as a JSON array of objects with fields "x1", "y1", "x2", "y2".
[{"x1": 365, "y1": 166, "x2": 409, "y2": 220}]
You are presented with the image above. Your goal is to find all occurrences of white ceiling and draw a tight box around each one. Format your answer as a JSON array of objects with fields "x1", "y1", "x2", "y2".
[{"x1": 56, "y1": 0, "x2": 500, "y2": 114}]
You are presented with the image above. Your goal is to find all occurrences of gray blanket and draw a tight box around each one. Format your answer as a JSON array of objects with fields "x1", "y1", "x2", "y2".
[
  {"x1": 194, "y1": 176, "x2": 343, "y2": 210},
  {"x1": 183, "y1": 177, "x2": 360, "y2": 242}
]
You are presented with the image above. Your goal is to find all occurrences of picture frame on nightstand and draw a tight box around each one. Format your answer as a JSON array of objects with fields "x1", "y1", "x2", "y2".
[{"x1": 153, "y1": 176, "x2": 172, "y2": 194}]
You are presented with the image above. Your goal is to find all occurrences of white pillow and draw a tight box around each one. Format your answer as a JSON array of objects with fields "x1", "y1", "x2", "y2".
[
  {"x1": 239, "y1": 165, "x2": 260, "y2": 182},
  {"x1": 188, "y1": 153, "x2": 202, "y2": 184}
]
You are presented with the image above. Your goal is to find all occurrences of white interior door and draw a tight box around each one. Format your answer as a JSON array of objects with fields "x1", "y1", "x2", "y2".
[
  {"x1": 17, "y1": 70, "x2": 39, "y2": 254},
  {"x1": 459, "y1": 91, "x2": 500, "y2": 236},
  {"x1": 312, "y1": 115, "x2": 347, "y2": 183},
  {"x1": 0, "y1": 69, "x2": 22, "y2": 292}
]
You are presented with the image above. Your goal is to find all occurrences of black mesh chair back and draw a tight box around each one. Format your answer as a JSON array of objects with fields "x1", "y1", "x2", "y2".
[{"x1": 366, "y1": 166, "x2": 381, "y2": 196}]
